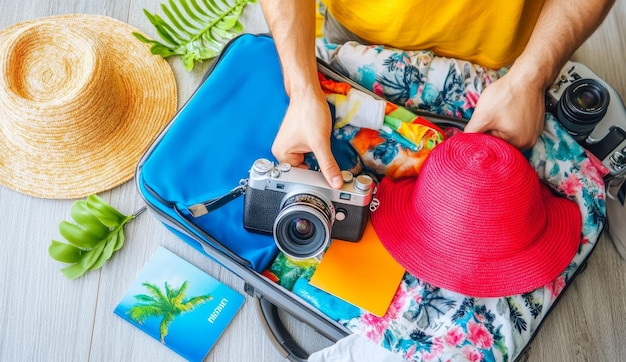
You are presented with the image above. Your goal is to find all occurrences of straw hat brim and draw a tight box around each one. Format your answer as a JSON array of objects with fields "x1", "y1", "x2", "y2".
[{"x1": 0, "y1": 14, "x2": 177, "y2": 199}]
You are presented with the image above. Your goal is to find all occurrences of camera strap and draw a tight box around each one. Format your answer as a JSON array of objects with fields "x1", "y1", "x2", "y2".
[{"x1": 187, "y1": 180, "x2": 248, "y2": 218}]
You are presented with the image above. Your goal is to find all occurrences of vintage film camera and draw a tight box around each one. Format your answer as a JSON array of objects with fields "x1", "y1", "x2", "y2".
[
  {"x1": 243, "y1": 158, "x2": 374, "y2": 259},
  {"x1": 546, "y1": 61, "x2": 626, "y2": 177}
]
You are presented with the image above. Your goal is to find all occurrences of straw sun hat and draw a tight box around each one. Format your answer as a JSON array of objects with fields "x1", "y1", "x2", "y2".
[
  {"x1": 371, "y1": 132, "x2": 582, "y2": 297},
  {"x1": 0, "y1": 14, "x2": 177, "y2": 199}
]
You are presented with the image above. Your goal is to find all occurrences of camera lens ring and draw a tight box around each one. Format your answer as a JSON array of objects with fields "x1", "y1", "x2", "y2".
[
  {"x1": 557, "y1": 78, "x2": 610, "y2": 139},
  {"x1": 274, "y1": 207, "x2": 330, "y2": 258},
  {"x1": 273, "y1": 190, "x2": 335, "y2": 259}
]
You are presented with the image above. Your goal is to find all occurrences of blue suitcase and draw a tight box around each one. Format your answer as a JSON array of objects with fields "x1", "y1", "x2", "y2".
[{"x1": 136, "y1": 33, "x2": 606, "y2": 361}]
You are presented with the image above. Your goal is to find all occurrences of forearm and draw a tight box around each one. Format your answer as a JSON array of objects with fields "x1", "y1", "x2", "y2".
[
  {"x1": 259, "y1": 0, "x2": 342, "y2": 187},
  {"x1": 511, "y1": 0, "x2": 615, "y2": 88},
  {"x1": 259, "y1": 0, "x2": 320, "y2": 97},
  {"x1": 465, "y1": 0, "x2": 614, "y2": 149}
]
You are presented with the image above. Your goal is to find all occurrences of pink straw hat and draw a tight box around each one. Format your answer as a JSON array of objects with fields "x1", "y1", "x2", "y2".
[{"x1": 371, "y1": 132, "x2": 582, "y2": 297}]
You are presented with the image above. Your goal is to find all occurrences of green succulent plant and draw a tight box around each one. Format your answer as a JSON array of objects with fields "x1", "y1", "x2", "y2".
[
  {"x1": 48, "y1": 195, "x2": 145, "y2": 279},
  {"x1": 134, "y1": 0, "x2": 257, "y2": 70}
]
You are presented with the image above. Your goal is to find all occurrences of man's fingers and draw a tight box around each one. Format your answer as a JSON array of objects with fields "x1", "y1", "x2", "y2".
[
  {"x1": 275, "y1": 151, "x2": 305, "y2": 168},
  {"x1": 465, "y1": 118, "x2": 537, "y2": 150},
  {"x1": 312, "y1": 146, "x2": 343, "y2": 189},
  {"x1": 463, "y1": 115, "x2": 491, "y2": 134}
]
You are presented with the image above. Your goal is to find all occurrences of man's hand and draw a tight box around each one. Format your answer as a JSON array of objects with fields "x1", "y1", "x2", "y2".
[
  {"x1": 272, "y1": 88, "x2": 344, "y2": 189},
  {"x1": 465, "y1": 0, "x2": 615, "y2": 149},
  {"x1": 259, "y1": 0, "x2": 343, "y2": 188},
  {"x1": 464, "y1": 70, "x2": 545, "y2": 150}
]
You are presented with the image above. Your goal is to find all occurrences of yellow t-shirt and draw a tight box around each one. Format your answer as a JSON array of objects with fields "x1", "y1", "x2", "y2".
[{"x1": 321, "y1": 0, "x2": 545, "y2": 69}]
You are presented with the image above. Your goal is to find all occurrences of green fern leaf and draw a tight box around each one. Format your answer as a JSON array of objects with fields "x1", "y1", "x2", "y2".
[
  {"x1": 48, "y1": 195, "x2": 146, "y2": 279},
  {"x1": 134, "y1": 0, "x2": 257, "y2": 70}
]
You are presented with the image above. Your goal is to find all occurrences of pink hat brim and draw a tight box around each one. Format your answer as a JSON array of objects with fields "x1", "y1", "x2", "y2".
[{"x1": 371, "y1": 176, "x2": 582, "y2": 298}]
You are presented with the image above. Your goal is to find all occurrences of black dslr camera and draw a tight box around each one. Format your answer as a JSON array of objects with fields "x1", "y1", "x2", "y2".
[
  {"x1": 243, "y1": 158, "x2": 374, "y2": 259},
  {"x1": 546, "y1": 61, "x2": 626, "y2": 177}
]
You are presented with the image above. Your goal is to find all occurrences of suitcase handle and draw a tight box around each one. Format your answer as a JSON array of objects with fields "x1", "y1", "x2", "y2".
[{"x1": 254, "y1": 294, "x2": 311, "y2": 362}]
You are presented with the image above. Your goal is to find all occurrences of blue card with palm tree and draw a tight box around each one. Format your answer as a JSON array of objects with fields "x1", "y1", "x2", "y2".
[{"x1": 114, "y1": 247, "x2": 244, "y2": 361}]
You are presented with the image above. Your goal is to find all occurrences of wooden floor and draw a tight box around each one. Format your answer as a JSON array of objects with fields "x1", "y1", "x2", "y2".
[{"x1": 0, "y1": 1, "x2": 625, "y2": 361}]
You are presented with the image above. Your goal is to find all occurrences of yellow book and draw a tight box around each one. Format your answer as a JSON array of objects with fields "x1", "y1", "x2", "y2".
[{"x1": 310, "y1": 221, "x2": 405, "y2": 316}]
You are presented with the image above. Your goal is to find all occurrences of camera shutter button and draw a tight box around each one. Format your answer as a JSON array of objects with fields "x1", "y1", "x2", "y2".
[
  {"x1": 341, "y1": 170, "x2": 354, "y2": 183},
  {"x1": 354, "y1": 175, "x2": 374, "y2": 192},
  {"x1": 270, "y1": 168, "x2": 281, "y2": 178},
  {"x1": 276, "y1": 163, "x2": 292, "y2": 172}
]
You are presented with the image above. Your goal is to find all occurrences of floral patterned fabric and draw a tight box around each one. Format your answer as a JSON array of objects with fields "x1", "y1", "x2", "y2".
[
  {"x1": 263, "y1": 42, "x2": 608, "y2": 361},
  {"x1": 316, "y1": 39, "x2": 507, "y2": 121},
  {"x1": 318, "y1": 72, "x2": 446, "y2": 179}
]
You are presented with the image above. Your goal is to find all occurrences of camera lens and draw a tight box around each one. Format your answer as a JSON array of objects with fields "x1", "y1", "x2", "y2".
[
  {"x1": 273, "y1": 191, "x2": 335, "y2": 259},
  {"x1": 556, "y1": 78, "x2": 610, "y2": 140},
  {"x1": 290, "y1": 218, "x2": 315, "y2": 240}
]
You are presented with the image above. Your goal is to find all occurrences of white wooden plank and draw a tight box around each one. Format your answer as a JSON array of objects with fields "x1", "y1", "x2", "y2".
[{"x1": 0, "y1": 1, "x2": 625, "y2": 361}]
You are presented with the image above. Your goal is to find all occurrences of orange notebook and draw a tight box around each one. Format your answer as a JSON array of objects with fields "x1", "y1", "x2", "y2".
[{"x1": 309, "y1": 221, "x2": 405, "y2": 316}]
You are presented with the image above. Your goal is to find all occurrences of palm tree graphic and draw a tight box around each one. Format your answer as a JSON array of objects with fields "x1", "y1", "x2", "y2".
[{"x1": 127, "y1": 281, "x2": 213, "y2": 343}]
